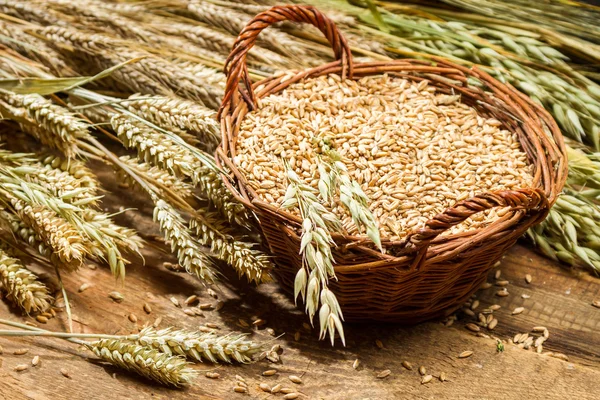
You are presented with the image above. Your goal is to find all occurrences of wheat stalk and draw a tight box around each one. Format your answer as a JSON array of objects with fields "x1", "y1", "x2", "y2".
[
  {"x1": 0, "y1": 208, "x2": 81, "y2": 271},
  {"x1": 40, "y1": 26, "x2": 222, "y2": 107},
  {"x1": 0, "y1": 321, "x2": 196, "y2": 386},
  {"x1": 80, "y1": 209, "x2": 144, "y2": 256},
  {"x1": 43, "y1": 0, "x2": 150, "y2": 42},
  {"x1": 85, "y1": 339, "x2": 197, "y2": 386},
  {"x1": 0, "y1": 169, "x2": 130, "y2": 279},
  {"x1": 189, "y1": 209, "x2": 272, "y2": 284},
  {"x1": 43, "y1": 25, "x2": 172, "y2": 96},
  {"x1": 111, "y1": 113, "x2": 203, "y2": 178},
  {"x1": 0, "y1": 0, "x2": 65, "y2": 26},
  {"x1": 136, "y1": 326, "x2": 262, "y2": 364},
  {"x1": 37, "y1": 154, "x2": 100, "y2": 192},
  {"x1": 124, "y1": 94, "x2": 220, "y2": 150},
  {"x1": 0, "y1": 248, "x2": 52, "y2": 314},
  {"x1": 153, "y1": 199, "x2": 218, "y2": 283},
  {"x1": 116, "y1": 156, "x2": 194, "y2": 199},
  {"x1": 10, "y1": 161, "x2": 98, "y2": 205},
  {"x1": 169, "y1": 61, "x2": 227, "y2": 90},
  {"x1": 9, "y1": 202, "x2": 86, "y2": 271},
  {"x1": 156, "y1": 23, "x2": 294, "y2": 69},
  {"x1": 0, "y1": 21, "x2": 73, "y2": 77},
  {"x1": 0, "y1": 92, "x2": 91, "y2": 157},
  {"x1": 111, "y1": 113, "x2": 250, "y2": 227}
]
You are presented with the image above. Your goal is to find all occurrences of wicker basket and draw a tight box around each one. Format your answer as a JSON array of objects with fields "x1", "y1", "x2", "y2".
[{"x1": 216, "y1": 5, "x2": 567, "y2": 323}]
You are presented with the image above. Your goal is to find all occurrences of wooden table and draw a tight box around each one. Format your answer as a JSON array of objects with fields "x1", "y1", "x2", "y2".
[{"x1": 1, "y1": 164, "x2": 599, "y2": 400}]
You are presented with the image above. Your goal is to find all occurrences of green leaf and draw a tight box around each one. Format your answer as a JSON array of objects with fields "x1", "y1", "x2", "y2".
[
  {"x1": 363, "y1": 0, "x2": 390, "y2": 34},
  {"x1": 0, "y1": 57, "x2": 145, "y2": 95}
]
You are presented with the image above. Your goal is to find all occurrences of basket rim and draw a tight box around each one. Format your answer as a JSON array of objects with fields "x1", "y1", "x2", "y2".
[{"x1": 217, "y1": 58, "x2": 566, "y2": 251}]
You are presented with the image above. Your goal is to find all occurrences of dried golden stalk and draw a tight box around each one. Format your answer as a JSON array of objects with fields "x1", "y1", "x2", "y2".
[
  {"x1": 0, "y1": 248, "x2": 52, "y2": 314},
  {"x1": 0, "y1": 21, "x2": 73, "y2": 76},
  {"x1": 40, "y1": 26, "x2": 222, "y2": 108}
]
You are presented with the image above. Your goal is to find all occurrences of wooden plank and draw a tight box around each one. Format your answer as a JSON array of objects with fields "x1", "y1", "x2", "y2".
[
  {"x1": 475, "y1": 246, "x2": 600, "y2": 367},
  {"x1": 1, "y1": 161, "x2": 600, "y2": 399}
]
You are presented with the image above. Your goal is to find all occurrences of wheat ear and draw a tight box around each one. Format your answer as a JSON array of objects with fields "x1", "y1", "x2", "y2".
[
  {"x1": 136, "y1": 326, "x2": 262, "y2": 364},
  {"x1": 0, "y1": 248, "x2": 53, "y2": 314}
]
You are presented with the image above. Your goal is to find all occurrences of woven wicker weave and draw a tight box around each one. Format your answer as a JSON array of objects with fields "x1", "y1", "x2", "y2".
[{"x1": 216, "y1": 5, "x2": 567, "y2": 323}]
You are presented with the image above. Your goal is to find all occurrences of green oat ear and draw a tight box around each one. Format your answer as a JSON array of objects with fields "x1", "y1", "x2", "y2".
[
  {"x1": 283, "y1": 165, "x2": 346, "y2": 346},
  {"x1": 318, "y1": 151, "x2": 382, "y2": 251}
]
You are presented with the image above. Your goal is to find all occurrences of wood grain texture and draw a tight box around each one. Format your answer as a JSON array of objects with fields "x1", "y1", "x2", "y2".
[{"x1": 0, "y1": 161, "x2": 599, "y2": 400}]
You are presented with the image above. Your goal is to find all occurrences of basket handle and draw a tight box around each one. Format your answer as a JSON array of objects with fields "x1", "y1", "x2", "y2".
[
  {"x1": 405, "y1": 188, "x2": 549, "y2": 269},
  {"x1": 218, "y1": 5, "x2": 353, "y2": 118}
]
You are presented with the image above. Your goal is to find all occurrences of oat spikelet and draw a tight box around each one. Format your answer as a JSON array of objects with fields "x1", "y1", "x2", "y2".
[
  {"x1": 0, "y1": 93, "x2": 91, "y2": 157},
  {"x1": 124, "y1": 94, "x2": 220, "y2": 149},
  {"x1": 153, "y1": 200, "x2": 218, "y2": 283},
  {"x1": 283, "y1": 169, "x2": 346, "y2": 346},
  {"x1": 189, "y1": 211, "x2": 272, "y2": 284},
  {"x1": 12, "y1": 202, "x2": 86, "y2": 271},
  {"x1": 136, "y1": 327, "x2": 262, "y2": 364},
  {"x1": 117, "y1": 156, "x2": 193, "y2": 199},
  {"x1": 86, "y1": 339, "x2": 196, "y2": 386},
  {"x1": 0, "y1": 249, "x2": 52, "y2": 314}
]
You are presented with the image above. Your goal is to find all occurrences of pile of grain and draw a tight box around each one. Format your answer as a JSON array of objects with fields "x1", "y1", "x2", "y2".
[{"x1": 234, "y1": 74, "x2": 534, "y2": 240}]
